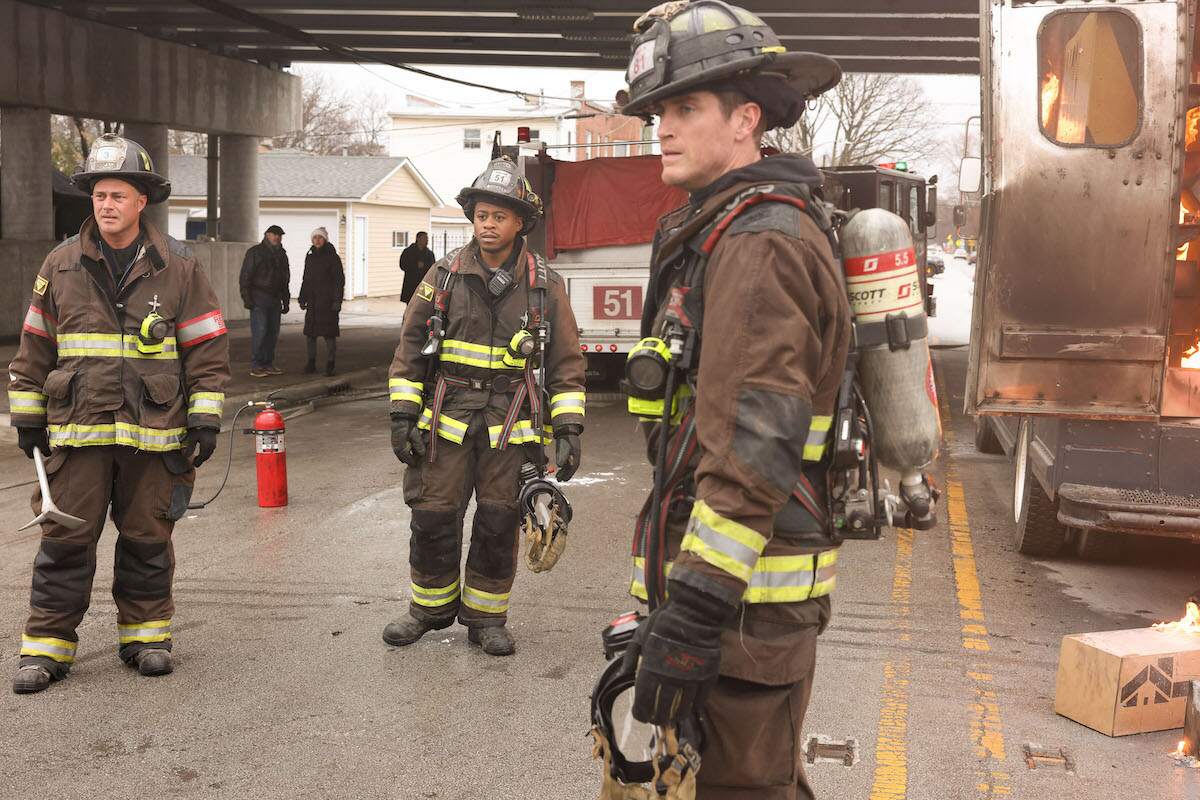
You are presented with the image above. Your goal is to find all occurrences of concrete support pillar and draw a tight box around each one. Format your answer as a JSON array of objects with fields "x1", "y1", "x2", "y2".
[
  {"x1": 218, "y1": 134, "x2": 258, "y2": 243},
  {"x1": 0, "y1": 106, "x2": 53, "y2": 240},
  {"x1": 123, "y1": 122, "x2": 169, "y2": 235},
  {"x1": 206, "y1": 135, "x2": 219, "y2": 240}
]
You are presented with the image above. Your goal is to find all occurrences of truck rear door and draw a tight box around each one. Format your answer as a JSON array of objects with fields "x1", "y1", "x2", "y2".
[{"x1": 966, "y1": 1, "x2": 1186, "y2": 418}]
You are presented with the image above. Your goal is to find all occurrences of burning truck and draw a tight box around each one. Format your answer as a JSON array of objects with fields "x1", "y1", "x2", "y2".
[{"x1": 967, "y1": 1, "x2": 1200, "y2": 559}]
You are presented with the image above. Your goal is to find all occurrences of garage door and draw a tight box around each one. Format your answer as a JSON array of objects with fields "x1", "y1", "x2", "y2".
[{"x1": 260, "y1": 209, "x2": 341, "y2": 299}]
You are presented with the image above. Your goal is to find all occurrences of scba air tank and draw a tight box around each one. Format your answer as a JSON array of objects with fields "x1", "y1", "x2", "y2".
[{"x1": 839, "y1": 208, "x2": 940, "y2": 475}]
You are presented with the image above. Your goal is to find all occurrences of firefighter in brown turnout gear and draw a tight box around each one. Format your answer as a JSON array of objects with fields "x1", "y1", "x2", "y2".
[
  {"x1": 383, "y1": 157, "x2": 585, "y2": 656},
  {"x1": 597, "y1": 3, "x2": 850, "y2": 797},
  {"x1": 7, "y1": 134, "x2": 230, "y2": 694}
]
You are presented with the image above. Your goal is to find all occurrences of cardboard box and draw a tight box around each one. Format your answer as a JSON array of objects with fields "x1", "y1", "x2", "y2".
[{"x1": 1055, "y1": 628, "x2": 1200, "y2": 736}]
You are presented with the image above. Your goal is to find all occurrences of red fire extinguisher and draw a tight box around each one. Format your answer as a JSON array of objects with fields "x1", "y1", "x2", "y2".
[{"x1": 252, "y1": 403, "x2": 288, "y2": 508}]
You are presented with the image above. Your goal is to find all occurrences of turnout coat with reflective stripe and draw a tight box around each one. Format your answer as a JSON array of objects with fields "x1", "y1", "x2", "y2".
[
  {"x1": 7, "y1": 217, "x2": 231, "y2": 450},
  {"x1": 637, "y1": 173, "x2": 852, "y2": 685},
  {"x1": 388, "y1": 238, "x2": 585, "y2": 443}
]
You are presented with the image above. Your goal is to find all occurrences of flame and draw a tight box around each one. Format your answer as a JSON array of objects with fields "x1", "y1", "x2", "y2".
[
  {"x1": 1175, "y1": 740, "x2": 1188, "y2": 759},
  {"x1": 1189, "y1": 107, "x2": 1200, "y2": 151},
  {"x1": 1183, "y1": 346, "x2": 1200, "y2": 370},
  {"x1": 1040, "y1": 72, "x2": 1060, "y2": 130},
  {"x1": 1154, "y1": 601, "x2": 1200, "y2": 631}
]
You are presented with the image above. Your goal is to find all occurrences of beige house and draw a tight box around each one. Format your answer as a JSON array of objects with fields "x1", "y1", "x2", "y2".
[{"x1": 168, "y1": 152, "x2": 442, "y2": 298}]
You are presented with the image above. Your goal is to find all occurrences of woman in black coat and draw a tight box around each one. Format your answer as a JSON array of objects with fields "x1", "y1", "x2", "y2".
[{"x1": 298, "y1": 227, "x2": 346, "y2": 375}]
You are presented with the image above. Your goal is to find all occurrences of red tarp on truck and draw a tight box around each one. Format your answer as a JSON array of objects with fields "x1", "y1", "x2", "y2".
[{"x1": 545, "y1": 155, "x2": 688, "y2": 259}]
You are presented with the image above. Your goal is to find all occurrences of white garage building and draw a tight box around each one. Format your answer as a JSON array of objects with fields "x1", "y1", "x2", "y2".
[{"x1": 168, "y1": 151, "x2": 441, "y2": 298}]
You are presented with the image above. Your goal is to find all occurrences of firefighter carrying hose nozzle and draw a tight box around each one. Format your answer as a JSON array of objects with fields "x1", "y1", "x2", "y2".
[
  {"x1": 590, "y1": 3, "x2": 853, "y2": 796},
  {"x1": 382, "y1": 156, "x2": 586, "y2": 657},
  {"x1": 7, "y1": 134, "x2": 230, "y2": 695}
]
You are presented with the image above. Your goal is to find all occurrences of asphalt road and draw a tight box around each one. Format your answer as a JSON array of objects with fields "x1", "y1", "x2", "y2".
[{"x1": 2, "y1": 348, "x2": 1200, "y2": 799}]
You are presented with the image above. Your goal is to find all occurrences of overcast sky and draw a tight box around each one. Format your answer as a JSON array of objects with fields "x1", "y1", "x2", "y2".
[{"x1": 299, "y1": 62, "x2": 981, "y2": 181}]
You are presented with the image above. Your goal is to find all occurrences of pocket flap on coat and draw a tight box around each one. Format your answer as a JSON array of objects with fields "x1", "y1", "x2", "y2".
[
  {"x1": 42, "y1": 368, "x2": 76, "y2": 400},
  {"x1": 142, "y1": 373, "x2": 181, "y2": 405}
]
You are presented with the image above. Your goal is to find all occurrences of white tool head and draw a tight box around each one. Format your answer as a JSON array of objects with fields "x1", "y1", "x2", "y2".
[{"x1": 18, "y1": 448, "x2": 86, "y2": 531}]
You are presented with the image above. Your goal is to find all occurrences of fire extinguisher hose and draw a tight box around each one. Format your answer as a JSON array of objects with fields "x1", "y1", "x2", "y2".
[{"x1": 187, "y1": 402, "x2": 257, "y2": 510}]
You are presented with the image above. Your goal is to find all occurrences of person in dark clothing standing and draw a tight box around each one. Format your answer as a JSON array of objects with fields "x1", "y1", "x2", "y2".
[
  {"x1": 399, "y1": 231, "x2": 435, "y2": 303},
  {"x1": 298, "y1": 227, "x2": 345, "y2": 376},
  {"x1": 239, "y1": 224, "x2": 290, "y2": 378}
]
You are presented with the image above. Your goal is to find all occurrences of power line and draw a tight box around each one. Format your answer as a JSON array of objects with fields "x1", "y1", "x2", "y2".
[{"x1": 184, "y1": 0, "x2": 621, "y2": 107}]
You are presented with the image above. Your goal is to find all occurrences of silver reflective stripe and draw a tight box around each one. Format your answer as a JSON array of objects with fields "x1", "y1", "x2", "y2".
[
  {"x1": 57, "y1": 335, "x2": 123, "y2": 355},
  {"x1": 23, "y1": 306, "x2": 56, "y2": 338},
  {"x1": 188, "y1": 394, "x2": 224, "y2": 414},
  {"x1": 685, "y1": 517, "x2": 761, "y2": 574},
  {"x1": 748, "y1": 567, "x2": 815, "y2": 591},
  {"x1": 411, "y1": 581, "x2": 460, "y2": 607},
  {"x1": 20, "y1": 635, "x2": 77, "y2": 661},
  {"x1": 462, "y1": 586, "x2": 509, "y2": 613},
  {"x1": 177, "y1": 311, "x2": 227, "y2": 347},
  {"x1": 8, "y1": 392, "x2": 47, "y2": 414}
]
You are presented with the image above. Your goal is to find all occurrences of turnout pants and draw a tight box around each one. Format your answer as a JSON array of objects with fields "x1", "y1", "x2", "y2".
[
  {"x1": 19, "y1": 445, "x2": 195, "y2": 677},
  {"x1": 402, "y1": 413, "x2": 526, "y2": 628},
  {"x1": 697, "y1": 606, "x2": 823, "y2": 800}
]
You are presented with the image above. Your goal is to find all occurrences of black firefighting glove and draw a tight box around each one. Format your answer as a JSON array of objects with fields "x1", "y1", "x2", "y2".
[
  {"x1": 391, "y1": 414, "x2": 426, "y2": 466},
  {"x1": 17, "y1": 427, "x2": 50, "y2": 459},
  {"x1": 623, "y1": 580, "x2": 737, "y2": 726},
  {"x1": 554, "y1": 423, "x2": 582, "y2": 482},
  {"x1": 186, "y1": 427, "x2": 218, "y2": 468}
]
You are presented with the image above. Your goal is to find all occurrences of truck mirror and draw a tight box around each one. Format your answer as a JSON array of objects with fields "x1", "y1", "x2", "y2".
[
  {"x1": 958, "y1": 157, "x2": 982, "y2": 194},
  {"x1": 925, "y1": 185, "x2": 938, "y2": 228}
]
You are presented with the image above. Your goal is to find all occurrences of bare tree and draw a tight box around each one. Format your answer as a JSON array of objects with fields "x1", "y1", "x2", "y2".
[
  {"x1": 762, "y1": 73, "x2": 937, "y2": 167},
  {"x1": 49, "y1": 116, "x2": 121, "y2": 174},
  {"x1": 169, "y1": 129, "x2": 207, "y2": 156},
  {"x1": 270, "y1": 69, "x2": 387, "y2": 156}
]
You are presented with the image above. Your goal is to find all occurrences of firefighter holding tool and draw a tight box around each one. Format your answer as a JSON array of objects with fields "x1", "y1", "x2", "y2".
[
  {"x1": 383, "y1": 156, "x2": 585, "y2": 657},
  {"x1": 591, "y1": 3, "x2": 852, "y2": 797},
  {"x1": 8, "y1": 134, "x2": 230, "y2": 695}
]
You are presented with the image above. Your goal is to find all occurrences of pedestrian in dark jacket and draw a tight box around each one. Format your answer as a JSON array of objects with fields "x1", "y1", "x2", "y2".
[
  {"x1": 239, "y1": 224, "x2": 290, "y2": 377},
  {"x1": 299, "y1": 227, "x2": 345, "y2": 376},
  {"x1": 399, "y1": 231, "x2": 435, "y2": 303}
]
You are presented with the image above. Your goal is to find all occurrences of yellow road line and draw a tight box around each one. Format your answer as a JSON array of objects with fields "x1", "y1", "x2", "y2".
[
  {"x1": 869, "y1": 528, "x2": 913, "y2": 800},
  {"x1": 938, "y1": 369, "x2": 1011, "y2": 798}
]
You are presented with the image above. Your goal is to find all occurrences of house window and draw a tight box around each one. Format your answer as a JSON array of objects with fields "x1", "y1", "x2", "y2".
[
  {"x1": 615, "y1": 142, "x2": 628, "y2": 157},
  {"x1": 464, "y1": 128, "x2": 481, "y2": 149},
  {"x1": 393, "y1": 231, "x2": 409, "y2": 249},
  {"x1": 527, "y1": 128, "x2": 540, "y2": 141}
]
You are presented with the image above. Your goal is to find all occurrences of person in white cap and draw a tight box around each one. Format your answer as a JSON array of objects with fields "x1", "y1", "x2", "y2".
[{"x1": 298, "y1": 227, "x2": 344, "y2": 376}]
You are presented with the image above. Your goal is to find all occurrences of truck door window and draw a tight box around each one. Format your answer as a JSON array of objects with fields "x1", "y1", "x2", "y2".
[
  {"x1": 909, "y1": 186, "x2": 921, "y2": 236},
  {"x1": 1038, "y1": 11, "x2": 1141, "y2": 147},
  {"x1": 878, "y1": 180, "x2": 894, "y2": 211}
]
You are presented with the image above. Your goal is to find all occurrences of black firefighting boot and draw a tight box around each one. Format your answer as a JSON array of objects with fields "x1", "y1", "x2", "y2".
[
  {"x1": 134, "y1": 648, "x2": 174, "y2": 677},
  {"x1": 12, "y1": 664, "x2": 53, "y2": 695},
  {"x1": 382, "y1": 614, "x2": 453, "y2": 647},
  {"x1": 467, "y1": 625, "x2": 515, "y2": 656}
]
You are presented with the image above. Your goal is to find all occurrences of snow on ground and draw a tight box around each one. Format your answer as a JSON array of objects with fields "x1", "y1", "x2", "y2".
[{"x1": 928, "y1": 256, "x2": 975, "y2": 347}]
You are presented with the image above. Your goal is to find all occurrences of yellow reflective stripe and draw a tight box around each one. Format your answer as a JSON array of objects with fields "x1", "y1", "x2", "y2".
[
  {"x1": 487, "y1": 421, "x2": 553, "y2": 448},
  {"x1": 461, "y1": 585, "x2": 511, "y2": 613},
  {"x1": 411, "y1": 580, "x2": 460, "y2": 608},
  {"x1": 390, "y1": 378, "x2": 424, "y2": 404},
  {"x1": 9, "y1": 390, "x2": 48, "y2": 415},
  {"x1": 742, "y1": 550, "x2": 839, "y2": 603},
  {"x1": 442, "y1": 339, "x2": 497, "y2": 355},
  {"x1": 803, "y1": 415, "x2": 833, "y2": 461},
  {"x1": 680, "y1": 500, "x2": 768, "y2": 583},
  {"x1": 441, "y1": 339, "x2": 514, "y2": 369},
  {"x1": 549, "y1": 391, "x2": 586, "y2": 418},
  {"x1": 629, "y1": 556, "x2": 673, "y2": 601},
  {"x1": 56, "y1": 333, "x2": 178, "y2": 360},
  {"x1": 187, "y1": 392, "x2": 224, "y2": 416},
  {"x1": 48, "y1": 423, "x2": 186, "y2": 451},
  {"x1": 630, "y1": 550, "x2": 837, "y2": 603},
  {"x1": 20, "y1": 635, "x2": 77, "y2": 663},
  {"x1": 417, "y1": 408, "x2": 468, "y2": 444},
  {"x1": 118, "y1": 619, "x2": 172, "y2": 644}
]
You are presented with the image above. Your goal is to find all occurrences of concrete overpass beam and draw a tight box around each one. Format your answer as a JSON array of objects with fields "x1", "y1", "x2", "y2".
[
  {"x1": 123, "y1": 122, "x2": 169, "y2": 235},
  {"x1": 219, "y1": 135, "x2": 259, "y2": 243},
  {"x1": 0, "y1": 105, "x2": 52, "y2": 241}
]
